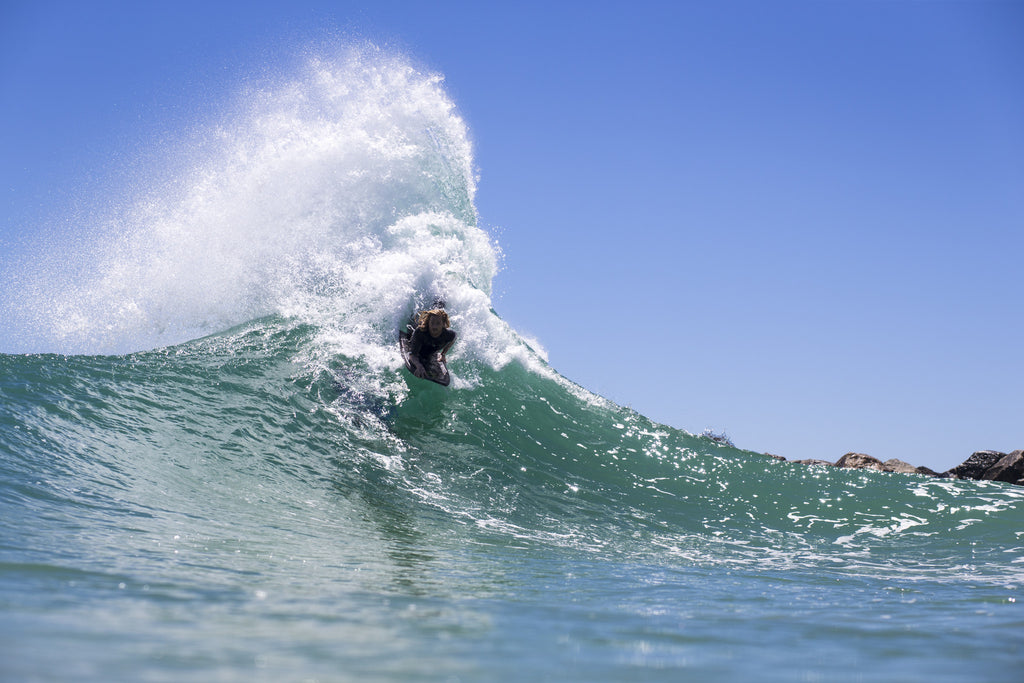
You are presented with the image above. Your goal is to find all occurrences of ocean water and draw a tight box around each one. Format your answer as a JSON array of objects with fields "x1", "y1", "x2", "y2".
[{"x1": 2, "y1": 48, "x2": 1022, "y2": 682}]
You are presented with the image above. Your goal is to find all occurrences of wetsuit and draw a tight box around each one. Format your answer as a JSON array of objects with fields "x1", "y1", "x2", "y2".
[{"x1": 410, "y1": 327, "x2": 456, "y2": 377}]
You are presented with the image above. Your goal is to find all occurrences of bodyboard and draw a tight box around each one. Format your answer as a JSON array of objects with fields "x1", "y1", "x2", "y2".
[{"x1": 399, "y1": 328, "x2": 451, "y2": 386}]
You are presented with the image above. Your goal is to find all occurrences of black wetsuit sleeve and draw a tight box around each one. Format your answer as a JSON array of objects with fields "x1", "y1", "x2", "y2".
[{"x1": 409, "y1": 329, "x2": 426, "y2": 358}]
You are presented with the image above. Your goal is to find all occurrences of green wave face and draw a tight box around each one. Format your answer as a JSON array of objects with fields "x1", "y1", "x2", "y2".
[{"x1": 4, "y1": 323, "x2": 1021, "y2": 588}]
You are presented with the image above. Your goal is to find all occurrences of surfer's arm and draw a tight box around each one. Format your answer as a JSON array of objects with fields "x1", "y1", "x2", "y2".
[
  {"x1": 439, "y1": 333, "x2": 455, "y2": 362},
  {"x1": 406, "y1": 331, "x2": 427, "y2": 376}
]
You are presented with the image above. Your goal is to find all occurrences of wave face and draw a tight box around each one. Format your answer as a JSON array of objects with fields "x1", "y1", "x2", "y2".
[{"x1": 1, "y1": 49, "x2": 1022, "y2": 682}]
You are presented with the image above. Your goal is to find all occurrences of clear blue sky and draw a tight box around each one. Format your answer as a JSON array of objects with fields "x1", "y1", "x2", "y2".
[{"x1": 2, "y1": 1, "x2": 1022, "y2": 471}]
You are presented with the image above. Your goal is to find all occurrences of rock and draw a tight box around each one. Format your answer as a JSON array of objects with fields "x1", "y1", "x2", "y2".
[
  {"x1": 882, "y1": 459, "x2": 919, "y2": 475},
  {"x1": 769, "y1": 449, "x2": 1020, "y2": 486},
  {"x1": 835, "y1": 453, "x2": 886, "y2": 471},
  {"x1": 945, "y1": 450, "x2": 1006, "y2": 480},
  {"x1": 764, "y1": 453, "x2": 787, "y2": 462},
  {"x1": 981, "y1": 450, "x2": 1024, "y2": 485}
]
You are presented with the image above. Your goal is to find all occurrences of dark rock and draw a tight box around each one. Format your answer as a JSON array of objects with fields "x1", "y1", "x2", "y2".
[
  {"x1": 762, "y1": 449, "x2": 1020, "y2": 486},
  {"x1": 981, "y1": 450, "x2": 1024, "y2": 485},
  {"x1": 835, "y1": 453, "x2": 886, "y2": 471},
  {"x1": 882, "y1": 459, "x2": 919, "y2": 475},
  {"x1": 944, "y1": 450, "x2": 1006, "y2": 480}
]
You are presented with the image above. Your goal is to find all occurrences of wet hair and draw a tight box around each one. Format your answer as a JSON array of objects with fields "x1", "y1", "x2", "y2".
[{"x1": 417, "y1": 308, "x2": 451, "y2": 330}]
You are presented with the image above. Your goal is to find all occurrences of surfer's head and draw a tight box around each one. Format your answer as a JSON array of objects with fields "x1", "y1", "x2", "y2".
[{"x1": 418, "y1": 308, "x2": 450, "y2": 337}]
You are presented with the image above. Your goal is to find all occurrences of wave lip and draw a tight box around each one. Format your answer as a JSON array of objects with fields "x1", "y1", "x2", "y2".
[{"x1": 2, "y1": 46, "x2": 487, "y2": 357}]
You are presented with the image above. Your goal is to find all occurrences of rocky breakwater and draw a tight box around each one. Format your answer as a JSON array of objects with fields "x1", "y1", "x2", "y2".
[{"x1": 788, "y1": 450, "x2": 1024, "y2": 487}]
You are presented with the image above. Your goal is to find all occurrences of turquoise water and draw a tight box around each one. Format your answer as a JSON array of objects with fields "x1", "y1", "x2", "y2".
[
  {"x1": 2, "y1": 328, "x2": 1022, "y2": 682},
  {"x1": 1, "y1": 48, "x2": 1022, "y2": 681}
]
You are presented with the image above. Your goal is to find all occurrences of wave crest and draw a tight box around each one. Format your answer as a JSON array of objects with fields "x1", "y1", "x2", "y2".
[{"x1": 5, "y1": 46, "x2": 490, "y2": 356}]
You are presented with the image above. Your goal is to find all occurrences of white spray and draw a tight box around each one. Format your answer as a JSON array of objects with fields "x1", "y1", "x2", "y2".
[{"x1": 5, "y1": 45, "x2": 548, "y2": 378}]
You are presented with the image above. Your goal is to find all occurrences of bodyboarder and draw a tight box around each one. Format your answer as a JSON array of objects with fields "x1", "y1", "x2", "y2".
[{"x1": 407, "y1": 308, "x2": 456, "y2": 380}]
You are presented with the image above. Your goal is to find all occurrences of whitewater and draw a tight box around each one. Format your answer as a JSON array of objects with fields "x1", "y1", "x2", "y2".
[{"x1": 1, "y1": 47, "x2": 1022, "y2": 682}]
